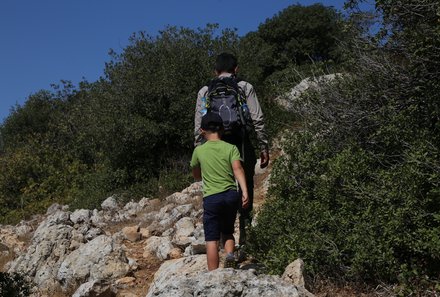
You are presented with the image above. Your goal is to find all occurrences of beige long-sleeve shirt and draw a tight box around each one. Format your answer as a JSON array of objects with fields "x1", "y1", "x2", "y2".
[{"x1": 194, "y1": 73, "x2": 269, "y2": 152}]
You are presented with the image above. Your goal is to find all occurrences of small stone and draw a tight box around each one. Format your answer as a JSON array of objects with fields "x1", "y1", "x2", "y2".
[
  {"x1": 70, "y1": 209, "x2": 92, "y2": 224},
  {"x1": 140, "y1": 228, "x2": 150, "y2": 239},
  {"x1": 169, "y1": 248, "x2": 183, "y2": 259},
  {"x1": 162, "y1": 228, "x2": 174, "y2": 237},
  {"x1": 144, "y1": 236, "x2": 173, "y2": 260},
  {"x1": 115, "y1": 276, "x2": 136, "y2": 285},
  {"x1": 46, "y1": 203, "x2": 62, "y2": 215},
  {"x1": 183, "y1": 245, "x2": 193, "y2": 257},
  {"x1": 101, "y1": 196, "x2": 119, "y2": 211},
  {"x1": 138, "y1": 197, "x2": 150, "y2": 208},
  {"x1": 122, "y1": 226, "x2": 141, "y2": 242},
  {"x1": 282, "y1": 258, "x2": 305, "y2": 287},
  {"x1": 72, "y1": 279, "x2": 116, "y2": 297},
  {"x1": 148, "y1": 199, "x2": 161, "y2": 208},
  {"x1": 128, "y1": 258, "x2": 138, "y2": 270}
]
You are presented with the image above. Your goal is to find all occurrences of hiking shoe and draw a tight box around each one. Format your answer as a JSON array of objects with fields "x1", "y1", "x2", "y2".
[{"x1": 224, "y1": 253, "x2": 236, "y2": 269}]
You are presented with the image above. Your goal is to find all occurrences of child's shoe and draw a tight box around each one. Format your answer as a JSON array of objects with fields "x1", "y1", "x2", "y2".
[{"x1": 224, "y1": 252, "x2": 236, "y2": 269}]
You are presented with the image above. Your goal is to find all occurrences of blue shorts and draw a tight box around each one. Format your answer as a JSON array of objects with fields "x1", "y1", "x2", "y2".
[{"x1": 203, "y1": 190, "x2": 240, "y2": 241}]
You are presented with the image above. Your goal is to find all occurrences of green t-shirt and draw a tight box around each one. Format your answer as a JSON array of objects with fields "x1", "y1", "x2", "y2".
[{"x1": 190, "y1": 140, "x2": 241, "y2": 197}]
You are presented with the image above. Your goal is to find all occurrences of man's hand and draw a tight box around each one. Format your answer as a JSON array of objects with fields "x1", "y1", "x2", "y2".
[
  {"x1": 242, "y1": 192, "x2": 249, "y2": 209},
  {"x1": 260, "y1": 150, "x2": 270, "y2": 169}
]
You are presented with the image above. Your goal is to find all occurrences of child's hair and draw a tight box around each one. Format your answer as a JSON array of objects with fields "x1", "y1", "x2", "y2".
[
  {"x1": 201, "y1": 112, "x2": 224, "y2": 133},
  {"x1": 215, "y1": 53, "x2": 238, "y2": 73}
]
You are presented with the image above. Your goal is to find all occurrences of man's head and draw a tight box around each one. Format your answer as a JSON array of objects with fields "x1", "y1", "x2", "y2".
[
  {"x1": 201, "y1": 112, "x2": 224, "y2": 136},
  {"x1": 215, "y1": 53, "x2": 238, "y2": 75}
]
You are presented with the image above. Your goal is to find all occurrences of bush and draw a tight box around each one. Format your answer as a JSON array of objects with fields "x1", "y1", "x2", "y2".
[
  {"x1": 248, "y1": 0, "x2": 440, "y2": 292},
  {"x1": 0, "y1": 272, "x2": 32, "y2": 297}
]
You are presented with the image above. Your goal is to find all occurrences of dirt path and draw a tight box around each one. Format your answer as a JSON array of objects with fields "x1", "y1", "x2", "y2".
[{"x1": 116, "y1": 240, "x2": 162, "y2": 297}]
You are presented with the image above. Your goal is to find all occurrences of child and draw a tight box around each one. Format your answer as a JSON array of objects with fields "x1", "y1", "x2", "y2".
[{"x1": 190, "y1": 112, "x2": 249, "y2": 270}]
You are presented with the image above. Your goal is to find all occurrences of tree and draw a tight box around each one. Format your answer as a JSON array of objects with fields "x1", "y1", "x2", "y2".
[{"x1": 239, "y1": 4, "x2": 345, "y2": 84}]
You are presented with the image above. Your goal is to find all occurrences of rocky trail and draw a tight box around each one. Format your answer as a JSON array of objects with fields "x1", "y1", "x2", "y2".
[{"x1": 0, "y1": 145, "x2": 314, "y2": 297}]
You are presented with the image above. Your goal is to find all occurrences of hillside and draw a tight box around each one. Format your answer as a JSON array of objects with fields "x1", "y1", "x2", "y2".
[{"x1": 1, "y1": 1, "x2": 439, "y2": 295}]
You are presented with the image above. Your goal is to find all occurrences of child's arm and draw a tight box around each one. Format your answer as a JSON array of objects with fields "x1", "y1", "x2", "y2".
[
  {"x1": 190, "y1": 147, "x2": 201, "y2": 181},
  {"x1": 232, "y1": 160, "x2": 249, "y2": 209},
  {"x1": 192, "y1": 166, "x2": 202, "y2": 181}
]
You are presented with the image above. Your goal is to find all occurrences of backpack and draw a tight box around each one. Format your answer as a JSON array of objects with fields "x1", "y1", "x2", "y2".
[{"x1": 205, "y1": 76, "x2": 249, "y2": 134}]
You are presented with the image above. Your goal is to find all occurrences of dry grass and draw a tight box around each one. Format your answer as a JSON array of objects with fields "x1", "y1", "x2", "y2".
[
  {"x1": 309, "y1": 276, "x2": 397, "y2": 297},
  {"x1": 0, "y1": 250, "x2": 15, "y2": 272}
]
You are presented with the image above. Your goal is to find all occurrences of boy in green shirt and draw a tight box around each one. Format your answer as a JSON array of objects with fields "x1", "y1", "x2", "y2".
[{"x1": 190, "y1": 112, "x2": 249, "y2": 270}]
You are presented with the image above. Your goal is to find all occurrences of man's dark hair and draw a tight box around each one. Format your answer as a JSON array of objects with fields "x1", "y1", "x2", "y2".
[{"x1": 215, "y1": 53, "x2": 238, "y2": 73}]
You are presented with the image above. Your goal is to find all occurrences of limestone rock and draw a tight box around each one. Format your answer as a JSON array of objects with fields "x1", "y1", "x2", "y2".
[
  {"x1": 85, "y1": 227, "x2": 104, "y2": 241},
  {"x1": 174, "y1": 217, "x2": 195, "y2": 238},
  {"x1": 70, "y1": 209, "x2": 92, "y2": 224},
  {"x1": 282, "y1": 258, "x2": 305, "y2": 287},
  {"x1": 122, "y1": 226, "x2": 141, "y2": 242},
  {"x1": 144, "y1": 236, "x2": 173, "y2": 260},
  {"x1": 57, "y1": 235, "x2": 130, "y2": 287},
  {"x1": 15, "y1": 222, "x2": 34, "y2": 238},
  {"x1": 162, "y1": 228, "x2": 174, "y2": 237},
  {"x1": 169, "y1": 247, "x2": 183, "y2": 259},
  {"x1": 8, "y1": 211, "x2": 74, "y2": 288},
  {"x1": 172, "y1": 217, "x2": 195, "y2": 248},
  {"x1": 101, "y1": 196, "x2": 119, "y2": 211},
  {"x1": 146, "y1": 255, "x2": 310, "y2": 297},
  {"x1": 165, "y1": 192, "x2": 192, "y2": 204},
  {"x1": 140, "y1": 228, "x2": 150, "y2": 239},
  {"x1": 115, "y1": 276, "x2": 136, "y2": 285},
  {"x1": 46, "y1": 203, "x2": 63, "y2": 215},
  {"x1": 72, "y1": 280, "x2": 116, "y2": 297},
  {"x1": 138, "y1": 197, "x2": 150, "y2": 208},
  {"x1": 181, "y1": 182, "x2": 203, "y2": 196},
  {"x1": 123, "y1": 201, "x2": 142, "y2": 216},
  {"x1": 91, "y1": 209, "x2": 105, "y2": 226},
  {"x1": 147, "y1": 204, "x2": 194, "y2": 235},
  {"x1": 276, "y1": 74, "x2": 342, "y2": 112}
]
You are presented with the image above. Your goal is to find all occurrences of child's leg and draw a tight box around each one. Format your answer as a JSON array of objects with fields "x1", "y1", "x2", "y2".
[
  {"x1": 221, "y1": 233, "x2": 235, "y2": 254},
  {"x1": 204, "y1": 194, "x2": 223, "y2": 270},
  {"x1": 206, "y1": 240, "x2": 219, "y2": 271}
]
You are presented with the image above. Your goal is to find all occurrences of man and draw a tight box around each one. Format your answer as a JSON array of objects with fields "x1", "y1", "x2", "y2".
[{"x1": 194, "y1": 52, "x2": 269, "y2": 252}]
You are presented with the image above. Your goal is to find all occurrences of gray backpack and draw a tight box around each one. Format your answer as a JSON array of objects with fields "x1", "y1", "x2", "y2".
[{"x1": 206, "y1": 76, "x2": 249, "y2": 133}]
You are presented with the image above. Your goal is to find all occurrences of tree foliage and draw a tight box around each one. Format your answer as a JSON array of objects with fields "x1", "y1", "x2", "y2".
[
  {"x1": 0, "y1": 25, "x2": 239, "y2": 222},
  {"x1": 238, "y1": 4, "x2": 345, "y2": 85}
]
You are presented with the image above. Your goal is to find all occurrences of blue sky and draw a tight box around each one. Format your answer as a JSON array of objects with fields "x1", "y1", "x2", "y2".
[{"x1": 0, "y1": 0, "x2": 358, "y2": 123}]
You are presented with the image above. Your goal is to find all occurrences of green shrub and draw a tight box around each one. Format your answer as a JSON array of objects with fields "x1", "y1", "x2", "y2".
[
  {"x1": 0, "y1": 272, "x2": 32, "y2": 297},
  {"x1": 248, "y1": 1, "x2": 440, "y2": 292}
]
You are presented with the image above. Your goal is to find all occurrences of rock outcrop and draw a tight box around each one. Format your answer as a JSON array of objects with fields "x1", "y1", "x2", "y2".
[
  {"x1": 146, "y1": 255, "x2": 312, "y2": 297},
  {"x1": 275, "y1": 74, "x2": 342, "y2": 112},
  {"x1": 57, "y1": 235, "x2": 130, "y2": 288}
]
